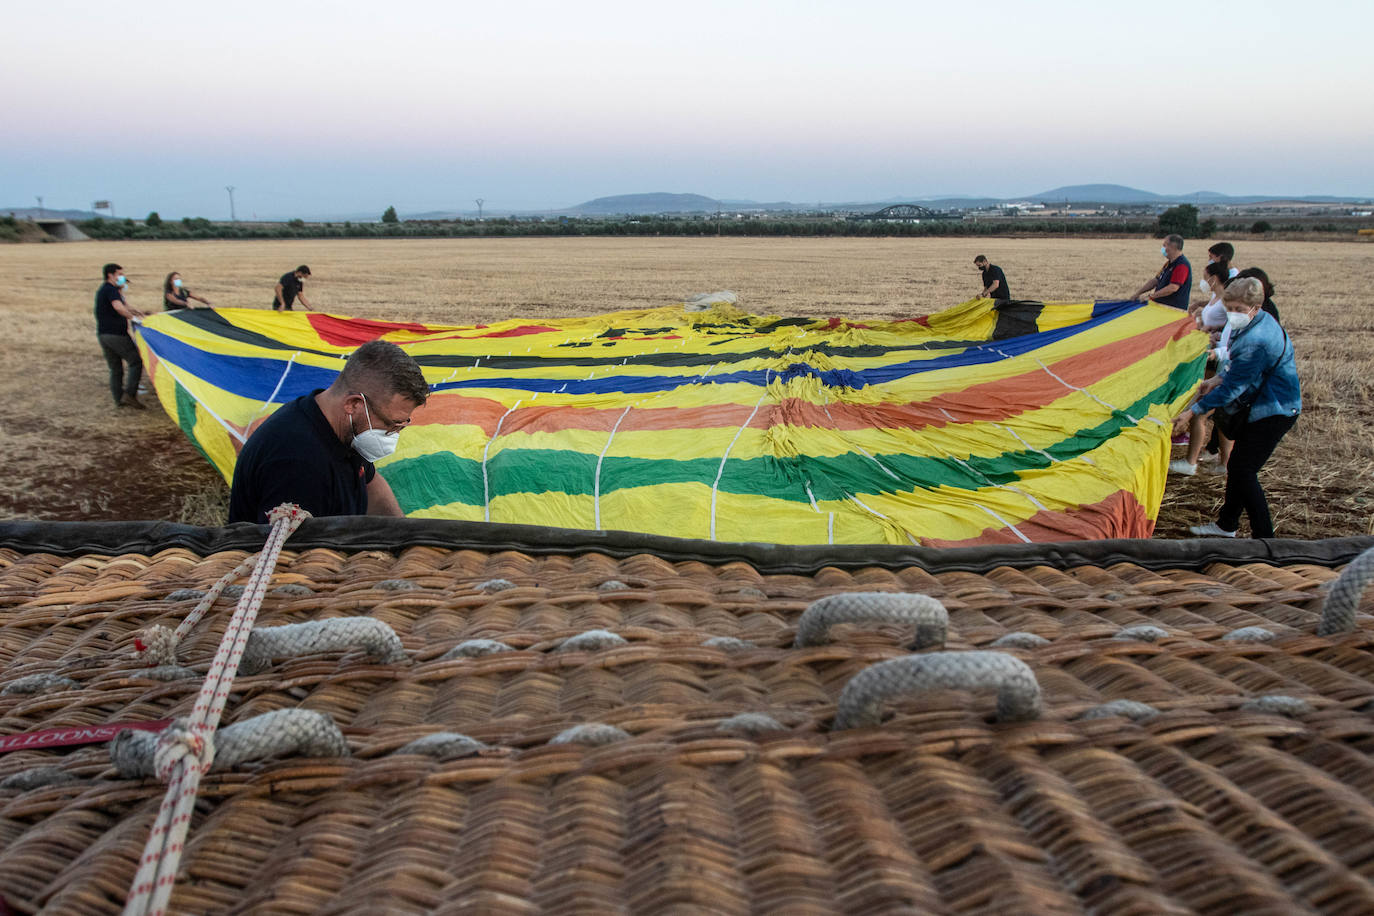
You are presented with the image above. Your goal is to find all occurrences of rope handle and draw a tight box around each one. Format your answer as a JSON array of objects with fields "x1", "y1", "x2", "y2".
[
  {"x1": 794, "y1": 592, "x2": 948, "y2": 650},
  {"x1": 239, "y1": 618, "x2": 408, "y2": 674},
  {"x1": 1318, "y1": 544, "x2": 1374, "y2": 636},
  {"x1": 112, "y1": 709, "x2": 347, "y2": 778},
  {"x1": 834, "y1": 651, "x2": 1042, "y2": 729}
]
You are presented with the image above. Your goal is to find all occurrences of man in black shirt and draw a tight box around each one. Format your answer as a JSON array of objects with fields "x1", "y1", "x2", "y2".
[
  {"x1": 94, "y1": 262, "x2": 149, "y2": 408},
  {"x1": 974, "y1": 255, "x2": 1011, "y2": 300},
  {"x1": 228, "y1": 340, "x2": 430, "y2": 523},
  {"x1": 273, "y1": 265, "x2": 313, "y2": 311}
]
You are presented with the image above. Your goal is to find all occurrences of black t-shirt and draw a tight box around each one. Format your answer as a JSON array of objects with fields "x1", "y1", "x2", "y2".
[
  {"x1": 981, "y1": 265, "x2": 1011, "y2": 300},
  {"x1": 1262, "y1": 297, "x2": 1281, "y2": 323},
  {"x1": 95, "y1": 281, "x2": 130, "y2": 336},
  {"x1": 275, "y1": 272, "x2": 303, "y2": 309},
  {"x1": 165, "y1": 289, "x2": 191, "y2": 310},
  {"x1": 228, "y1": 390, "x2": 376, "y2": 524}
]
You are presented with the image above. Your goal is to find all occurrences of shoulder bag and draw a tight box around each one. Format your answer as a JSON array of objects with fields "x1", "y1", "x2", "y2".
[{"x1": 1212, "y1": 325, "x2": 1289, "y2": 439}]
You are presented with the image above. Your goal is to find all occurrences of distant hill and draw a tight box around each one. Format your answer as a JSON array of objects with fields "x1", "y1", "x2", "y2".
[
  {"x1": 567, "y1": 193, "x2": 720, "y2": 215},
  {"x1": 1028, "y1": 185, "x2": 1168, "y2": 204},
  {"x1": 1025, "y1": 185, "x2": 1368, "y2": 205}
]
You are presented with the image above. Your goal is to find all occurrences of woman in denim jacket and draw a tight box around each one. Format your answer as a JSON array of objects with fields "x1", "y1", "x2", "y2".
[{"x1": 1172, "y1": 277, "x2": 1300, "y2": 538}]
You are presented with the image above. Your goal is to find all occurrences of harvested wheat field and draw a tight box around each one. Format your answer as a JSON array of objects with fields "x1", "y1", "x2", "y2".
[{"x1": 2, "y1": 236, "x2": 1372, "y2": 538}]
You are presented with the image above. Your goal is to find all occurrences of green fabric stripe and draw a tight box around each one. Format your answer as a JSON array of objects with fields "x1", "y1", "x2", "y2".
[
  {"x1": 174, "y1": 381, "x2": 214, "y2": 464},
  {"x1": 385, "y1": 354, "x2": 1203, "y2": 513}
]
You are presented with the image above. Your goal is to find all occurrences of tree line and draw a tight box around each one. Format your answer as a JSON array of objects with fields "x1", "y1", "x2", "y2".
[{"x1": 66, "y1": 207, "x2": 1345, "y2": 242}]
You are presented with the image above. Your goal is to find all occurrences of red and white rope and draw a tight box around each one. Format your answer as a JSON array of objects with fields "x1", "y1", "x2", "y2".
[
  {"x1": 134, "y1": 555, "x2": 258, "y2": 666},
  {"x1": 123, "y1": 504, "x2": 309, "y2": 916}
]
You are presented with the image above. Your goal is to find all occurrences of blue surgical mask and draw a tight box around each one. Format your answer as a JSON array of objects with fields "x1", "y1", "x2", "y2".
[
  {"x1": 1160, "y1": 246, "x2": 1168, "y2": 258},
  {"x1": 173, "y1": 278, "x2": 183, "y2": 288},
  {"x1": 115, "y1": 276, "x2": 128, "y2": 287}
]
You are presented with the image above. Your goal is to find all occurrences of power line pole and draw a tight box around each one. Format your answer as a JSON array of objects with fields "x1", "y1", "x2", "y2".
[
  {"x1": 35, "y1": 196, "x2": 43, "y2": 218},
  {"x1": 226, "y1": 186, "x2": 237, "y2": 223},
  {"x1": 475, "y1": 198, "x2": 485, "y2": 221}
]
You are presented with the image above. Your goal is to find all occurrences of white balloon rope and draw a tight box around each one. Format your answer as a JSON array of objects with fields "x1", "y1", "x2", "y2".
[{"x1": 122, "y1": 504, "x2": 310, "y2": 916}]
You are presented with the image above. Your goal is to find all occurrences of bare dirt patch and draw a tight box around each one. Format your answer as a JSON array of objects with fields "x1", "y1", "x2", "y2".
[{"x1": 3, "y1": 236, "x2": 1371, "y2": 537}]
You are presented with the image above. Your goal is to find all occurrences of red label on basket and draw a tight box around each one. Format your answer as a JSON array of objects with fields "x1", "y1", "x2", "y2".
[{"x1": 0, "y1": 719, "x2": 172, "y2": 753}]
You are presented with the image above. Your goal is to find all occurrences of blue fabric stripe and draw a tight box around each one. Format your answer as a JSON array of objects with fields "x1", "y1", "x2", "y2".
[
  {"x1": 426, "y1": 300, "x2": 1148, "y2": 395},
  {"x1": 139, "y1": 325, "x2": 338, "y2": 400},
  {"x1": 139, "y1": 300, "x2": 1147, "y2": 401}
]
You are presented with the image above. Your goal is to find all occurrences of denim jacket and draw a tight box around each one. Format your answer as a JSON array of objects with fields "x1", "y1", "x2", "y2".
[{"x1": 1192, "y1": 311, "x2": 1301, "y2": 422}]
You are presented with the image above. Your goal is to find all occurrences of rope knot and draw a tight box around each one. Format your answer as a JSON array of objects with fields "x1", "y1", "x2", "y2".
[
  {"x1": 132, "y1": 625, "x2": 178, "y2": 667},
  {"x1": 153, "y1": 721, "x2": 215, "y2": 781},
  {"x1": 267, "y1": 503, "x2": 312, "y2": 524}
]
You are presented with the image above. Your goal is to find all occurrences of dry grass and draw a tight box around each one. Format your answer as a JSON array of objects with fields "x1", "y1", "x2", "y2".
[{"x1": 3, "y1": 236, "x2": 1372, "y2": 537}]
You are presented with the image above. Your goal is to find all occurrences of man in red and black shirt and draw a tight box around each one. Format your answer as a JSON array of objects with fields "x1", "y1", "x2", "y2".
[{"x1": 1132, "y1": 234, "x2": 1191, "y2": 309}]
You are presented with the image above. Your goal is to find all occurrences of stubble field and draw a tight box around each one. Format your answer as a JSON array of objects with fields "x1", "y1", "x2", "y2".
[{"x1": 2, "y1": 236, "x2": 1371, "y2": 539}]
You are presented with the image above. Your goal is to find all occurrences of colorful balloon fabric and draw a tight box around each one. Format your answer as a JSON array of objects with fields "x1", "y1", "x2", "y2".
[{"x1": 134, "y1": 298, "x2": 1205, "y2": 545}]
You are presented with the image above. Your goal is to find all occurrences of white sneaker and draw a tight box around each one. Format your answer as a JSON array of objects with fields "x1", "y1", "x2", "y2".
[
  {"x1": 1205, "y1": 463, "x2": 1227, "y2": 476},
  {"x1": 1189, "y1": 522, "x2": 1237, "y2": 537},
  {"x1": 1169, "y1": 459, "x2": 1197, "y2": 476}
]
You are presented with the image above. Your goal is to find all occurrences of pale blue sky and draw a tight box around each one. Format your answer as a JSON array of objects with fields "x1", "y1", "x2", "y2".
[{"x1": 4, "y1": 0, "x2": 1370, "y2": 218}]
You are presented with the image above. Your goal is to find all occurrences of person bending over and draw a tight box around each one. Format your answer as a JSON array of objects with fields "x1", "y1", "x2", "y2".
[
  {"x1": 273, "y1": 265, "x2": 313, "y2": 311},
  {"x1": 974, "y1": 255, "x2": 1011, "y2": 300},
  {"x1": 228, "y1": 340, "x2": 429, "y2": 523}
]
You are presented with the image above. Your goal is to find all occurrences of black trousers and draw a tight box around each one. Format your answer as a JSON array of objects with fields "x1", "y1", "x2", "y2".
[
  {"x1": 98, "y1": 333, "x2": 142, "y2": 404},
  {"x1": 1218, "y1": 413, "x2": 1297, "y2": 538}
]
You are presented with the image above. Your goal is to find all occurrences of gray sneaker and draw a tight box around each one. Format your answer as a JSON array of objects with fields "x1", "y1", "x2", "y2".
[
  {"x1": 1189, "y1": 522, "x2": 1237, "y2": 537},
  {"x1": 1205, "y1": 463, "x2": 1227, "y2": 476}
]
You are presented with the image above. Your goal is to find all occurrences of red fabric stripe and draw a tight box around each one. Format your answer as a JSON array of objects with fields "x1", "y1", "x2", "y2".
[
  {"x1": 465, "y1": 324, "x2": 561, "y2": 338},
  {"x1": 414, "y1": 396, "x2": 761, "y2": 436},
  {"x1": 414, "y1": 317, "x2": 1195, "y2": 437},
  {"x1": 918, "y1": 490, "x2": 1154, "y2": 547},
  {"x1": 306, "y1": 314, "x2": 431, "y2": 347}
]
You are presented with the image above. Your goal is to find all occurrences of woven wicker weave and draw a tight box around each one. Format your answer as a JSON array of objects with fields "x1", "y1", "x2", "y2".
[{"x1": 1, "y1": 543, "x2": 1372, "y2": 914}]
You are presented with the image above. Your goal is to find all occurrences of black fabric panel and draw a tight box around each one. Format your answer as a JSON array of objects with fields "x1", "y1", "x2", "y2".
[
  {"x1": 1, "y1": 518, "x2": 1369, "y2": 576},
  {"x1": 991, "y1": 300, "x2": 1047, "y2": 340},
  {"x1": 163, "y1": 309, "x2": 340, "y2": 359}
]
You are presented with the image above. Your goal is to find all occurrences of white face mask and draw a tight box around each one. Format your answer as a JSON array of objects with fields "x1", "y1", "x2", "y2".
[
  {"x1": 1198, "y1": 276, "x2": 1211, "y2": 293},
  {"x1": 351, "y1": 396, "x2": 400, "y2": 462},
  {"x1": 1225, "y1": 311, "x2": 1253, "y2": 331}
]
